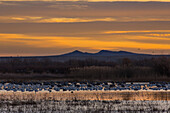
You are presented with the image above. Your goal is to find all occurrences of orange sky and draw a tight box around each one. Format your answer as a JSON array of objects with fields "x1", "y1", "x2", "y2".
[{"x1": 0, "y1": 1, "x2": 170, "y2": 56}]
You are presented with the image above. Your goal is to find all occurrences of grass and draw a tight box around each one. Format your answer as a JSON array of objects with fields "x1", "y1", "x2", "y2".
[
  {"x1": 0, "y1": 100, "x2": 169, "y2": 112},
  {"x1": 0, "y1": 91, "x2": 169, "y2": 101},
  {"x1": 0, "y1": 90, "x2": 169, "y2": 112}
]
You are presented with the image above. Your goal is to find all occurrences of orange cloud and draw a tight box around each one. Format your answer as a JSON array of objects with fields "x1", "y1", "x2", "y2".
[
  {"x1": 37, "y1": 17, "x2": 116, "y2": 23},
  {"x1": 2, "y1": 16, "x2": 170, "y2": 23},
  {"x1": 1, "y1": 33, "x2": 170, "y2": 51},
  {"x1": 148, "y1": 34, "x2": 170, "y2": 37},
  {"x1": 104, "y1": 30, "x2": 170, "y2": 34}
]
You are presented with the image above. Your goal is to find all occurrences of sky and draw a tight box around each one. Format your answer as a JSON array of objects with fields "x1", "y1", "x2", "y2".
[{"x1": 0, "y1": 0, "x2": 170, "y2": 56}]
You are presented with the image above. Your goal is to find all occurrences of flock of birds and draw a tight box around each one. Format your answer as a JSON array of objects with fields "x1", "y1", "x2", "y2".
[{"x1": 0, "y1": 81, "x2": 169, "y2": 92}]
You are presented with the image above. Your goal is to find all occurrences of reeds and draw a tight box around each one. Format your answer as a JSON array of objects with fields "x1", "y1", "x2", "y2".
[
  {"x1": 0, "y1": 100, "x2": 169, "y2": 112},
  {"x1": 0, "y1": 91, "x2": 169, "y2": 101}
]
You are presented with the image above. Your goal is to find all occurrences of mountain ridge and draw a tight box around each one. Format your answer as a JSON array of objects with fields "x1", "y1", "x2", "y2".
[
  {"x1": 0, "y1": 50, "x2": 169, "y2": 59},
  {"x1": 58, "y1": 50, "x2": 151, "y2": 57}
]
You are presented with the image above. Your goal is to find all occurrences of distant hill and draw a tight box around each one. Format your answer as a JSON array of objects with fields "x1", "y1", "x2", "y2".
[
  {"x1": 93, "y1": 50, "x2": 147, "y2": 56},
  {"x1": 55, "y1": 50, "x2": 150, "y2": 57},
  {"x1": 59, "y1": 50, "x2": 93, "y2": 57},
  {"x1": 0, "y1": 50, "x2": 169, "y2": 62}
]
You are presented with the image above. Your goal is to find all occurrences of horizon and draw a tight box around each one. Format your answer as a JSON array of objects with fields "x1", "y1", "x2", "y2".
[
  {"x1": 1, "y1": 1, "x2": 170, "y2": 56},
  {"x1": 0, "y1": 49, "x2": 169, "y2": 57},
  {"x1": 0, "y1": 1, "x2": 170, "y2": 112}
]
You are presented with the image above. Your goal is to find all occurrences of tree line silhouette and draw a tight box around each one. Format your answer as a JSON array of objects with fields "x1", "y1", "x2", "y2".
[{"x1": 0, "y1": 57, "x2": 169, "y2": 81}]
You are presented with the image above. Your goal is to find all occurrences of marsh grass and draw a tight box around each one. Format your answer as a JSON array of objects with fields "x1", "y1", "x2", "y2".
[
  {"x1": 0, "y1": 91, "x2": 169, "y2": 112},
  {"x1": 0, "y1": 100, "x2": 169, "y2": 112},
  {"x1": 0, "y1": 91, "x2": 169, "y2": 102}
]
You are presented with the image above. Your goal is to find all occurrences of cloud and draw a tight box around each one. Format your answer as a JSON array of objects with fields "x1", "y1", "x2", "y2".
[
  {"x1": 1, "y1": 1, "x2": 170, "y2": 18},
  {"x1": 0, "y1": 16, "x2": 117, "y2": 23},
  {"x1": 0, "y1": 1, "x2": 170, "y2": 55},
  {"x1": 48, "y1": 3, "x2": 88, "y2": 9},
  {"x1": 37, "y1": 17, "x2": 116, "y2": 23},
  {"x1": 1, "y1": 33, "x2": 170, "y2": 56},
  {"x1": 11, "y1": 17, "x2": 26, "y2": 20},
  {"x1": 104, "y1": 30, "x2": 170, "y2": 34},
  {"x1": 148, "y1": 34, "x2": 170, "y2": 37},
  {"x1": 0, "y1": 1, "x2": 19, "y2": 5},
  {"x1": 103, "y1": 30, "x2": 170, "y2": 38},
  {"x1": 2, "y1": 16, "x2": 170, "y2": 23}
]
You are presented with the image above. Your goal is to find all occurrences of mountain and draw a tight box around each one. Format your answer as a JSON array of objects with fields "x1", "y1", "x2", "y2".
[
  {"x1": 0, "y1": 50, "x2": 169, "y2": 62},
  {"x1": 59, "y1": 50, "x2": 93, "y2": 57},
  {"x1": 58, "y1": 50, "x2": 150, "y2": 57},
  {"x1": 94, "y1": 50, "x2": 141, "y2": 56}
]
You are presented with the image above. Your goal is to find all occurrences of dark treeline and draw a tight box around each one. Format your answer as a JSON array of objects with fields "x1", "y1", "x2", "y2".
[
  {"x1": 0, "y1": 57, "x2": 170, "y2": 81},
  {"x1": 0, "y1": 58, "x2": 116, "y2": 74}
]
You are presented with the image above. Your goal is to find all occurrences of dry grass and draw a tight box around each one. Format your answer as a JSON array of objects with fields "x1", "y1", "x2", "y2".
[
  {"x1": 0, "y1": 91, "x2": 169, "y2": 112},
  {"x1": 0, "y1": 100, "x2": 169, "y2": 112},
  {"x1": 0, "y1": 91, "x2": 169, "y2": 101}
]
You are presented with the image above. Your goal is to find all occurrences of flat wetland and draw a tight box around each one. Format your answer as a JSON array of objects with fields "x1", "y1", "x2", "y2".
[
  {"x1": 0, "y1": 90, "x2": 169, "y2": 112},
  {"x1": 0, "y1": 81, "x2": 169, "y2": 112}
]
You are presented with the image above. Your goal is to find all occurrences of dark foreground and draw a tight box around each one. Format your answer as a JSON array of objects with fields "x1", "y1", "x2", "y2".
[
  {"x1": 0, "y1": 56, "x2": 170, "y2": 82},
  {"x1": 0, "y1": 89, "x2": 169, "y2": 112},
  {"x1": 0, "y1": 100, "x2": 169, "y2": 113},
  {"x1": 0, "y1": 81, "x2": 169, "y2": 112}
]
